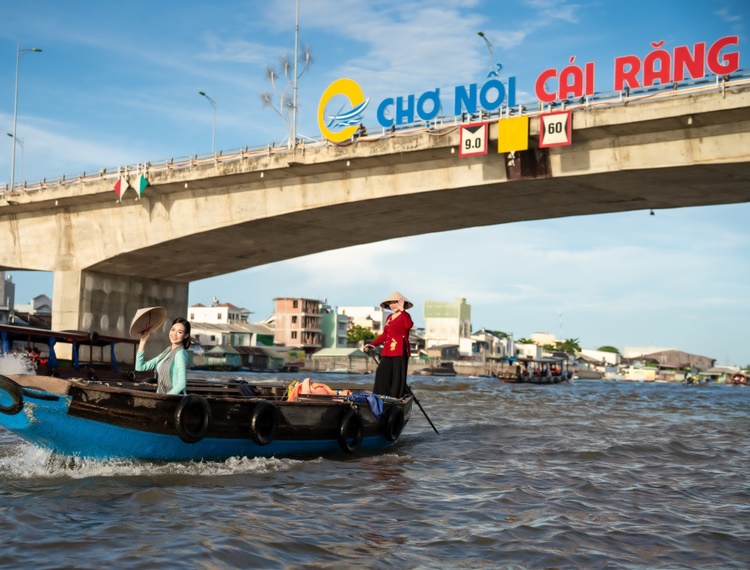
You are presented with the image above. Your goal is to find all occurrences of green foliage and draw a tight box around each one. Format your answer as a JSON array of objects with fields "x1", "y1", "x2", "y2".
[
  {"x1": 597, "y1": 345, "x2": 620, "y2": 354},
  {"x1": 347, "y1": 325, "x2": 374, "y2": 344},
  {"x1": 488, "y1": 330, "x2": 508, "y2": 339},
  {"x1": 516, "y1": 338, "x2": 534, "y2": 345},
  {"x1": 556, "y1": 338, "x2": 582, "y2": 354}
]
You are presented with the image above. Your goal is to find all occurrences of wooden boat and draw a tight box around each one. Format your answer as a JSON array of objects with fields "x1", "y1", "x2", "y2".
[
  {"x1": 0, "y1": 373, "x2": 412, "y2": 462},
  {"x1": 417, "y1": 362, "x2": 457, "y2": 377},
  {"x1": 497, "y1": 357, "x2": 572, "y2": 384},
  {"x1": 0, "y1": 323, "x2": 148, "y2": 382},
  {"x1": 730, "y1": 372, "x2": 747, "y2": 385}
]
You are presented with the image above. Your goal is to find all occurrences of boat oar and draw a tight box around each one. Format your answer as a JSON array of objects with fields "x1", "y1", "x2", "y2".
[
  {"x1": 404, "y1": 383, "x2": 440, "y2": 435},
  {"x1": 365, "y1": 345, "x2": 440, "y2": 435}
]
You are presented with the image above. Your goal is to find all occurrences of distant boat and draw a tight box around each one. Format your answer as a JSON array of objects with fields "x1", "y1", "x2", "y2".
[
  {"x1": 417, "y1": 362, "x2": 457, "y2": 377},
  {"x1": 0, "y1": 323, "x2": 148, "y2": 383},
  {"x1": 497, "y1": 357, "x2": 572, "y2": 384},
  {"x1": 730, "y1": 372, "x2": 747, "y2": 385}
]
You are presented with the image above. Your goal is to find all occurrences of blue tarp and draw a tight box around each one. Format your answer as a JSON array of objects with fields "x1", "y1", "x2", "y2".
[
  {"x1": 344, "y1": 392, "x2": 384, "y2": 420},
  {"x1": 110, "y1": 342, "x2": 119, "y2": 372},
  {"x1": 47, "y1": 337, "x2": 57, "y2": 369}
]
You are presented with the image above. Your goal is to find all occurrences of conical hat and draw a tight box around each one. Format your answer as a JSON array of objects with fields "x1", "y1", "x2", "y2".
[
  {"x1": 129, "y1": 306, "x2": 167, "y2": 338},
  {"x1": 379, "y1": 291, "x2": 413, "y2": 310}
]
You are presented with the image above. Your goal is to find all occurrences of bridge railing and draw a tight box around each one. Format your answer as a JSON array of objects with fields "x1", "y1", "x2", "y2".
[{"x1": 2, "y1": 69, "x2": 749, "y2": 197}]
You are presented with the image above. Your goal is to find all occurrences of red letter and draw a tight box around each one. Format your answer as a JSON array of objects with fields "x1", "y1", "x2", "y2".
[
  {"x1": 643, "y1": 41, "x2": 671, "y2": 87},
  {"x1": 535, "y1": 68, "x2": 558, "y2": 103},
  {"x1": 558, "y1": 57, "x2": 585, "y2": 100},
  {"x1": 614, "y1": 55, "x2": 640, "y2": 90},
  {"x1": 673, "y1": 43, "x2": 706, "y2": 82},
  {"x1": 707, "y1": 36, "x2": 740, "y2": 75}
]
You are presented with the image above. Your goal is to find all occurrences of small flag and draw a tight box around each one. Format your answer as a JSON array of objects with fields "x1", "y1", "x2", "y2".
[
  {"x1": 497, "y1": 116, "x2": 529, "y2": 153},
  {"x1": 113, "y1": 176, "x2": 130, "y2": 201},
  {"x1": 134, "y1": 174, "x2": 149, "y2": 198}
]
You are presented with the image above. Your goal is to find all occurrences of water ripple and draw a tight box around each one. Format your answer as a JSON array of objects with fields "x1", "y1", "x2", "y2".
[{"x1": 1, "y1": 377, "x2": 749, "y2": 568}]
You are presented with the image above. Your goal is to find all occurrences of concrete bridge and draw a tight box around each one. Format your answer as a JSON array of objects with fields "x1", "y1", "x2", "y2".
[{"x1": 1, "y1": 77, "x2": 749, "y2": 344}]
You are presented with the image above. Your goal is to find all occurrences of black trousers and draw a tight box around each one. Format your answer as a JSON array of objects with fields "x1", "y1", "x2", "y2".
[{"x1": 373, "y1": 353, "x2": 408, "y2": 398}]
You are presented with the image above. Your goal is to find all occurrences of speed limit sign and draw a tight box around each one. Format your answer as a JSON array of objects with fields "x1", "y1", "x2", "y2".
[
  {"x1": 539, "y1": 111, "x2": 572, "y2": 147},
  {"x1": 459, "y1": 123, "x2": 488, "y2": 157}
]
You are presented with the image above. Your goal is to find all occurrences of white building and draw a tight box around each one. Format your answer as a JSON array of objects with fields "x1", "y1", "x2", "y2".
[
  {"x1": 0, "y1": 273, "x2": 15, "y2": 324},
  {"x1": 424, "y1": 297, "x2": 471, "y2": 352},
  {"x1": 470, "y1": 328, "x2": 514, "y2": 359},
  {"x1": 14, "y1": 294, "x2": 52, "y2": 316},
  {"x1": 190, "y1": 322, "x2": 274, "y2": 348},
  {"x1": 515, "y1": 343, "x2": 543, "y2": 359},
  {"x1": 579, "y1": 348, "x2": 621, "y2": 366},
  {"x1": 189, "y1": 297, "x2": 251, "y2": 324},
  {"x1": 531, "y1": 332, "x2": 557, "y2": 346},
  {"x1": 338, "y1": 305, "x2": 386, "y2": 335}
]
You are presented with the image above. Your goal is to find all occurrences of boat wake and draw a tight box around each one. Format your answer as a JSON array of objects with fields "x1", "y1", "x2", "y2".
[{"x1": 0, "y1": 440, "x2": 306, "y2": 479}]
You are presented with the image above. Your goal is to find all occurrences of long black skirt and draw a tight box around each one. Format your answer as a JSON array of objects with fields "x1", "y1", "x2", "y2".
[{"x1": 372, "y1": 354, "x2": 408, "y2": 398}]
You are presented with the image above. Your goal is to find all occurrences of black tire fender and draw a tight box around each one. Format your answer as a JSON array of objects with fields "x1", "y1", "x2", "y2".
[
  {"x1": 250, "y1": 400, "x2": 279, "y2": 446},
  {"x1": 383, "y1": 406, "x2": 405, "y2": 442},
  {"x1": 0, "y1": 375, "x2": 23, "y2": 415},
  {"x1": 338, "y1": 408, "x2": 363, "y2": 453},
  {"x1": 174, "y1": 394, "x2": 211, "y2": 443}
]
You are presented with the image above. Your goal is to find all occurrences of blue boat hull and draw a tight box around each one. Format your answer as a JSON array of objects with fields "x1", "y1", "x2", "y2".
[{"x1": 0, "y1": 375, "x2": 412, "y2": 462}]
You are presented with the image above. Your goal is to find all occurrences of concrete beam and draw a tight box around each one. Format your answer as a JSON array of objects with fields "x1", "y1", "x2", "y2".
[{"x1": 0, "y1": 84, "x2": 749, "y2": 335}]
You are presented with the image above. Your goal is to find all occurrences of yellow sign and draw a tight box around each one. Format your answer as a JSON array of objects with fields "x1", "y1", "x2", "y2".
[{"x1": 497, "y1": 116, "x2": 529, "y2": 153}]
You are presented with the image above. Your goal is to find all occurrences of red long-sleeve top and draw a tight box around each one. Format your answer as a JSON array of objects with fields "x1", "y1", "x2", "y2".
[{"x1": 371, "y1": 311, "x2": 413, "y2": 357}]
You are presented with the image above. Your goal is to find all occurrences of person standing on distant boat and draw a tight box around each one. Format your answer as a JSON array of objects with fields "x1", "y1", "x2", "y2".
[
  {"x1": 365, "y1": 292, "x2": 414, "y2": 398},
  {"x1": 136, "y1": 317, "x2": 191, "y2": 395}
]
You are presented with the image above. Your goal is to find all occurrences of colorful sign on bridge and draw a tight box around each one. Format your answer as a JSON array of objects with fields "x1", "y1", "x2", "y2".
[{"x1": 317, "y1": 36, "x2": 741, "y2": 145}]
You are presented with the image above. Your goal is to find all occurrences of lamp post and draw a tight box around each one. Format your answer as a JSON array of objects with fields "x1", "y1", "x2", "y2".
[
  {"x1": 477, "y1": 31, "x2": 493, "y2": 74},
  {"x1": 6, "y1": 133, "x2": 24, "y2": 184},
  {"x1": 198, "y1": 91, "x2": 216, "y2": 154},
  {"x1": 11, "y1": 43, "x2": 42, "y2": 190},
  {"x1": 291, "y1": 0, "x2": 300, "y2": 150}
]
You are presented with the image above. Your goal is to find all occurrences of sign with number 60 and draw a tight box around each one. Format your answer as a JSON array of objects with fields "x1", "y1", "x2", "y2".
[
  {"x1": 459, "y1": 123, "x2": 488, "y2": 157},
  {"x1": 539, "y1": 111, "x2": 572, "y2": 148}
]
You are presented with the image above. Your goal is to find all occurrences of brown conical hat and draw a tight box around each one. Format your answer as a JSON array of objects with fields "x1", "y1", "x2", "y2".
[
  {"x1": 379, "y1": 291, "x2": 413, "y2": 309},
  {"x1": 129, "y1": 306, "x2": 167, "y2": 338}
]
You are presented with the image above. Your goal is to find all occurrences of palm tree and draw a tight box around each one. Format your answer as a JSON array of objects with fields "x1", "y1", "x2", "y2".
[{"x1": 557, "y1": 338, "x2": 581, "y2": 354}]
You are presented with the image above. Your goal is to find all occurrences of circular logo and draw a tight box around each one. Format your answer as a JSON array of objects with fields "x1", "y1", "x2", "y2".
[{"x1": 317, "y1": 78, "x2": 368, "y2": 143}]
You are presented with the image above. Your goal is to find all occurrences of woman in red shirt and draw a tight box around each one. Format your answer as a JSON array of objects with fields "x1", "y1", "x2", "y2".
[{"x1": 366, "y1": 291, "x2": 414, "y2": 398}]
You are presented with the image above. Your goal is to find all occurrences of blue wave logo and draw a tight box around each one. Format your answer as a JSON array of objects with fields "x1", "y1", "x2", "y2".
[{"x1": 326, "y1": 99, "x2": 370, "y2": 129}]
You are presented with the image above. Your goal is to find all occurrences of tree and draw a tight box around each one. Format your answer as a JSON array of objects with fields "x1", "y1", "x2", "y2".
[
  {"x1": 556, "y1": 338, "x2": 582, "y2": 354},
  {"x1": 260, "y1": 45, "x2": 315, "y2": 147},
  {"x1": 597, "y1": 346, "x2": 620, "y2": 354},
  {"x1": 347, "y1": 325, "x2": 374, "y2": 344},
  {"x1": 516, "y1": 337, "x2": 535, "y2": 345}
]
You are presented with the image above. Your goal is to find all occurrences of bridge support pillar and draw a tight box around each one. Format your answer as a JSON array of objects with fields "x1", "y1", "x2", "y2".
[{"x1": 51, "y1": 269, "x2": 189, "y2": 362}]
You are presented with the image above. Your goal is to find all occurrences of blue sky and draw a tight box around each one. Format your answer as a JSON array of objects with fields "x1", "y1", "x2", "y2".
[{"x1": 1, "y1": 0, "x2": 749, "y2": 365}]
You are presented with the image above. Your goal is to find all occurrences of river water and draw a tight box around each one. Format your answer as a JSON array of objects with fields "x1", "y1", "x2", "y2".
[{"x1": 1, "y1": 373, "x2": 748, "y2": 569}]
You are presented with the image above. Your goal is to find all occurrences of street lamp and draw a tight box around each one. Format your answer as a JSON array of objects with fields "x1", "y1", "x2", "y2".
[
  {"x1": 477, "y1": 31, "x2": 493, "y2": 75},
  {"x1": 6, "y1": 133, "x2": 24, "y2": 183},
  {"x1": 198, "y1": 91, "x2": 216, "y2": 154},
  {"x1": 11, "y1": 43, "x2": 42, "y2": 190}
]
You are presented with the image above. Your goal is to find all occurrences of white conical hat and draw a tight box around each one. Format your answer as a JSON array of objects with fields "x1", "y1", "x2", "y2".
[
  {"x1": 129, "y1": 306, "x2": 167, "y2": 338},
  {"x1": 379, "y1": 291, "x2": 413, "y2": 309}
]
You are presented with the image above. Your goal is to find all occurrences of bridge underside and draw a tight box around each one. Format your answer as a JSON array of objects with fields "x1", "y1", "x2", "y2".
[{"x1": 88, "y1": 160, "x2": 750, "y2": 283}]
